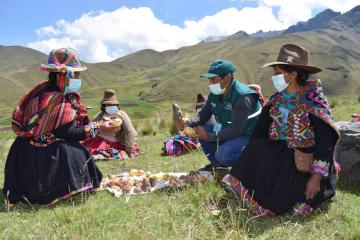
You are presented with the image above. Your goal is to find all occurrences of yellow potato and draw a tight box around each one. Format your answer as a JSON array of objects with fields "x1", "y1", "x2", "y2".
[
  {"x1": 162, "y1": 174, "x2": 170, "y2": 181},
  {"x1": 146, "y1": 171, "x2": 152, "y2": 178},
  {"x1": 137, "y1": 170, "x2": 146, "y2": 176},
  {"x1": 129, "y1": 169, "x2": 138, "y2": 176},
  {"x1": 184, "y1": 127, "x2": 196, "y2": 136},
  {"x1": 111, "y1": 117, "x2": 122, "y2": 127}
]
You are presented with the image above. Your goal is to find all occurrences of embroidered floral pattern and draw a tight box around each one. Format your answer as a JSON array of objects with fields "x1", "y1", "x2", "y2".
[
  {"x1": 267, "y1": 79, "x2": 339, "y2": 148},
  {"x1": 312, "y1": 160, "x2": 330, "y2": 177},
  {"x1": 47, "y1": 182, "x2": 93, "y2": 206},
  {"x1": 221, "y1": 174, "x2": 329, "y2": 216},
  {"x1": 221, "y1": 174, "x2": 275, "y2": 216},
  {"x1": 84, "y1": 121, "x2": 100, "y2": 139},
  {"x1": 290, "y1": 202, "x2": 314, "y2": 216}
]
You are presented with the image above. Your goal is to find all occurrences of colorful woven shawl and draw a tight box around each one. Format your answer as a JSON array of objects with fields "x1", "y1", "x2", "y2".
[
  {"x1": 162, "y1": 132, "x2": 199, "y2": 156},
  {"x1": 267, "y1": 79, "x2": 339, "y2": 148},
  {"x1": 12, "y1": 81, "x2": 89, "y2": 138}
]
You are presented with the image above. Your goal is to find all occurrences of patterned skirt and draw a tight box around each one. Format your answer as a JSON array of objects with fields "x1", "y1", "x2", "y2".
[
  {"x1": 224, "y1": 138, "x2": 336, "y2": 216},
  {"x1": 221, "y1": 174, "x2": 316, "y2": 216},
  {"x1": 82, "y1": 136, "x2": 140, "y2": 160}
]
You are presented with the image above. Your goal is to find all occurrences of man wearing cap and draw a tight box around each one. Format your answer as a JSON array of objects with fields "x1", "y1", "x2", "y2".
[{"x1": 175, "y1": 59, "x2": 262, "y2": 171}]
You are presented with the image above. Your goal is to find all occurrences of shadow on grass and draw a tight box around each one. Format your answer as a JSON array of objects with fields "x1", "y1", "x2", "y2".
[
  {"x1": 0, "y1": 188, "x2": 99, "y2": 213},
  {"x1": 204, "y1": 192, "x2": 331, "y2": 238},
  {"x1": 337, "y1": 181, "x2": 360, "y2": 196},
  {"x1": 155, "y1": 185, "x2": 189, "y2": 195}
]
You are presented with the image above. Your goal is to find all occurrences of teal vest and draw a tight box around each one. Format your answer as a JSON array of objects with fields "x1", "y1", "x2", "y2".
[{"x1": 208, "y1": 80, "x2": 261, "y2": 137}]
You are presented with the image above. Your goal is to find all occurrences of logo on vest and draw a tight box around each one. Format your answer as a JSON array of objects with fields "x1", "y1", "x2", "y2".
[{"x1": 225, "y1": 102, "x2": 232, "y2": 111}]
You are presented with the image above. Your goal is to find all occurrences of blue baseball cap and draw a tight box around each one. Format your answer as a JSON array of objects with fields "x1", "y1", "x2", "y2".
[{"x1": 200, "y1": 59, "x2": 236, "y2": 78}]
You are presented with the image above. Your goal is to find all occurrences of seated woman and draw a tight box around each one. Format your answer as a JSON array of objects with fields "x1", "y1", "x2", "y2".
[
  {"x1": 3, "y1": 48, "x2": 119, "y2": 206},
  {"x1": 82, "y1": 89, "x2": 139, "y2": 160},
  {"x1": 221, "y1": 44, "x2": 340, "y2": 216}
]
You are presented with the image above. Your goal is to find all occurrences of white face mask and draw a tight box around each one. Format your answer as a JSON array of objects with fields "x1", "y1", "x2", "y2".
[
  {"x1": 272, "y1": 74, "x2": 289, "y2": 92},
  {"x1": 105, "y1": 106, "x2": 118, "y2": 115},
  {"x1": 209, "y1": 83, "x2": 225, "y2": 95}
]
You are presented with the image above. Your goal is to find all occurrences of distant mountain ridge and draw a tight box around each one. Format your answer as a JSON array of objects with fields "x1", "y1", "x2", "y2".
[
  {"x1": 0, "y1": 5, "x2": 359, "y2": 110},
  {"x1": 285, "y1": 9, "x2": 341, "y2": 34}
]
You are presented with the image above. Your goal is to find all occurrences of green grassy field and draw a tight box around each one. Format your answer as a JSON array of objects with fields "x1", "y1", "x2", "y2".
[
  {"x1": 0, "y1": 94, "x2": 359, "y2": 130},
  {"x1": 0, "y1": 126, "x2": 359, "y2": 239}
]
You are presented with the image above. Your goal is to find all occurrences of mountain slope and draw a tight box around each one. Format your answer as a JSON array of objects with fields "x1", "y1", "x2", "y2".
[
  {"x1": 0, "y1": 45, "x2": 46, "y2": 71},
  {"x1": 0, "y1": 6, "x2": 359, "y2": 108}
]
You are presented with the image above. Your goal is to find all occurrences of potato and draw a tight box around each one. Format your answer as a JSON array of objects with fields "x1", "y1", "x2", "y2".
[
  {"x1": 172, "y1": 103, "x2": 183, "y2": 121},
  {"x1": 146, "y1": 171, "x2": 152, "y2": 178},
  {"x1": 169, "y1": 176, "x2": 181, "y2": 186},
  {"x1": 129, "y1": 169, "x2": 138, "y2": 176},
  {"x1": 111, "y1": 117, "x2": 122, "y2": 127},
  {"x1": 162, "y1": 174, "x2": 170, "y2": 181},
  {"x1": 137, "y1": 170, "x2": 146, "y2": 176},
  {"x1": 184, "y1": 127, "x2": 196, "y2": 136}
]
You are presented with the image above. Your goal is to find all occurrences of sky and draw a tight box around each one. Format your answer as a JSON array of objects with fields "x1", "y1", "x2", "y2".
[{"x1": 1, "y1": 0, "x2": 359, "y2": 63}]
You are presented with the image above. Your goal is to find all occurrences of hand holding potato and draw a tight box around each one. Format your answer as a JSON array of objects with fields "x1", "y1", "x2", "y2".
[
  {"x1": 184, "y1": 127, "x2": 196, "y2": 136},
  {"x1": 194, "y1": 126, "x2": 208, "y2": 140},
  {"x1": 99, "y1": 119, "x2": 121, "y2": 134}
]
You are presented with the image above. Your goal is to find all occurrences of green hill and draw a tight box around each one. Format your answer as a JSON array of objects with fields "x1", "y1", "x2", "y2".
[{"x1": 0, "y1": 6, "x2": 359, "y2": 127}]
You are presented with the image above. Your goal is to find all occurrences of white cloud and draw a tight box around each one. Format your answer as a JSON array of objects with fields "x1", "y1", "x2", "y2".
[
  {"x1": 36, "y1": 26, "x2": 62, "y2": 37},
  {"x1": 28, "y1": 6, "x2": 285, "y2": 63},
  {"x1": 28, "y1": 1, "x2": 360, "y2": 63},
  {"x1": 184, "y1": 7, "x2": 285, "y2": 37},
  {"x1": 260, "y1": 0, "x2": 360, "y2": 25}
]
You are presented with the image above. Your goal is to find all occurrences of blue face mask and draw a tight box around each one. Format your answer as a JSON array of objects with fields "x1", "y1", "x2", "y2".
[
  {"x1": 272, "y1": 74, "x2": 289, "y2": 92},
  {"x1": 64, "y1": 78, "x2": 82, "y2": 94},
  {"x1": 105, "y1": 106, "x2": 118, "y2": 115}
]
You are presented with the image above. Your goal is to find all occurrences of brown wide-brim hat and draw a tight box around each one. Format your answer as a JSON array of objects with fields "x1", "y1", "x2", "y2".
[
  {"x1": 101, "y1": 89, "x2": 119, "y2": 105},
  {"x1": 262, "y1": 44, "x2": 321, "y2": 74}
]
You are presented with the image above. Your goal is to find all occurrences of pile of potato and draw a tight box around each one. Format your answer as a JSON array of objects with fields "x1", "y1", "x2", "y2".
[{"x1": 101, "y1": 169, "x2": 211, "y2": 195}]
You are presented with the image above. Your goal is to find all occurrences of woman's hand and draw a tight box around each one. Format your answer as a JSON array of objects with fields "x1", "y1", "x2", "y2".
[
  {"x1": 305, "y1": 173, "x2": 321, "y2": 200},
  {"x1": 194, "y1": 126, "x2": 208, "y2": 141},
  {"x1": 99, "y1": 120, "x2": 121, "y2": 134}
]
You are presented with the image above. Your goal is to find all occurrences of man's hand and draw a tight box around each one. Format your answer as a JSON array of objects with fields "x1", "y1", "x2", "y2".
[
  {"x1": 173, "y1": 116, "x2": 189, "y2": 130},
  {"x1": 195, "y1": 126, "x2": 208, "y2": 141},
  {"x1": 305, "y1": 173, "x2": 321, "y2": 200}
]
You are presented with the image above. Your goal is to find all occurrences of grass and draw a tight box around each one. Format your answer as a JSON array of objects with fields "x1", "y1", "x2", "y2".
[
  {"x1": 328, "y1": 97, "x2": 360, "y2": 122},
  {"x1": 0, "y1": 93, "x2": 159, "y2": 128},
  {"x1": 0, "y1": 128, "x2": 359, "y2": 239}
]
